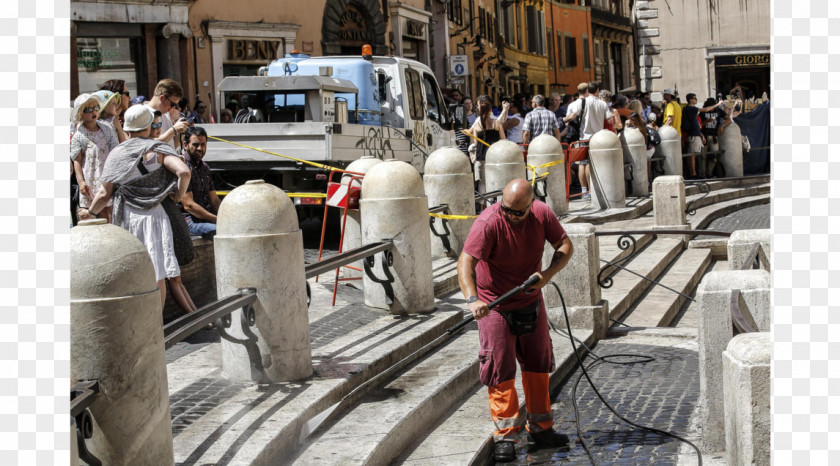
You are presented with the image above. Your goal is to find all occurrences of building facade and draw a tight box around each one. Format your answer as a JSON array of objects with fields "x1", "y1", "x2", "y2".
[
  {"x1": 545, "y1": 0, "x2": 595, "y2": 96},
  {"x1": 72, "y1": 0, "x2": 438, "y2": 119},
  {"x1": 590, "y1": 0, "x2": 635, "y2": 93},
  {"x1": 71, "y1": 1, "x2": 194, "y2": 101},
  {"x1": 635, "y1": 0, "x2": 770, "y2": 101},
  {"x1": 498, "y1": 0, "x2": 550, "y2": 99}
]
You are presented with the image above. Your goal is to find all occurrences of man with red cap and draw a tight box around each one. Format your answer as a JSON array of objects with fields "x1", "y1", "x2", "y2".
[{"x1": 458, "y1": 178, "x2": 574, "y2": 462}]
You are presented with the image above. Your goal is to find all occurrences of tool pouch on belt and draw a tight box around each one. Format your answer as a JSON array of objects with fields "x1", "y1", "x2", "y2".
[{"x1": 498, "y1": 299, "x2": 540, "y2": 336}]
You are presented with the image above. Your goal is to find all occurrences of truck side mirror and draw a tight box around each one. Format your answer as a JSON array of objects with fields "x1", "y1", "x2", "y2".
[{"x1": 377, "y1": 71, "x2": 392, "y2": 103}]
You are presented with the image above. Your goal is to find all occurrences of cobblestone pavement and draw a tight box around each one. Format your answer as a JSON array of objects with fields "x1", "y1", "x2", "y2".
[
  {"x1": 169, "y1": 377, "x2": 245, "y2": 437},
  {"x1": 513, "y1": 337, "x2": 700, "y2": 464},
  {"x1": 697, "y1": 204, "x2": 769, "y2": 239}
]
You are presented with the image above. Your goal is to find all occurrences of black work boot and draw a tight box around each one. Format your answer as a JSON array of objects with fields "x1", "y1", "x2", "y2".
[
  {"x1": 494, "y1": 439, "x2": 516, "y2": 462},
  {"x1": 529, "y1": 428, "x2": 570, "y2": 447}
]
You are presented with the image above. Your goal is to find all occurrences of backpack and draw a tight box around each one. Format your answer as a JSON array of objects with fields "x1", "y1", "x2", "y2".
[
  {"x1": 563, "y1": 98, "x2": 586, "y2": 143},
  {"x1": 647, "y1": 127, "x2": 662, "y2": 147}
]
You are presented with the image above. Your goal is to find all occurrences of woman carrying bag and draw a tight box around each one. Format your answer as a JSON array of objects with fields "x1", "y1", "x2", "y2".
[{"x1": 81, "y1": 105, "x2": 197, "y2": 314}]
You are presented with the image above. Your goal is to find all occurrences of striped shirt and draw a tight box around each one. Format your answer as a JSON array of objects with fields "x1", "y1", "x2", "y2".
[{"x1": 522, "y1": 106, "x2": 558, "y2": 138}]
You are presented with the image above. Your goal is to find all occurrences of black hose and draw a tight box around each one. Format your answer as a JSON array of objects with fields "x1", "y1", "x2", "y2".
[{"x1": 547, "y1": 281, "x2": 702, "y2": 465}]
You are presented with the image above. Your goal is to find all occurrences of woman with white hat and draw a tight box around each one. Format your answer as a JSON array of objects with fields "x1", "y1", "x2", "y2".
[
  {"x1": 71, "y1": 93, "x2": 120, "y2": 223},
  {"x1": 82, "y1": 104, "x2": 197, "y2": 313},
  {"x1": 93, "y1": 90, "x2": 127, "y2": 143}
]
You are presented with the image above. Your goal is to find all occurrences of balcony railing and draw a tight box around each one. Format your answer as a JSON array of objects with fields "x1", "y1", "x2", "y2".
[{"x1": 590, "y1": 6, "x2": 632, "y2": 28}]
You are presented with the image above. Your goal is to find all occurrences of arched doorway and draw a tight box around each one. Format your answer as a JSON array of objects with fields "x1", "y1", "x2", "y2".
[{"x1": 322, "y1": 0, "x2": 388, "y2": 56}]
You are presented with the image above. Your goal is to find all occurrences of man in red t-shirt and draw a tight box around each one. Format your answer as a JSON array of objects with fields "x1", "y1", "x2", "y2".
[{"x1": 458, "y1": 179, "x2": 574, "y2": 462}]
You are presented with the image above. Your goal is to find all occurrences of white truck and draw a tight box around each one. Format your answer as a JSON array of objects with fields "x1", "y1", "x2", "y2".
[{"x1": 198, "y1": 52, "x2": 457, "y2": 218}]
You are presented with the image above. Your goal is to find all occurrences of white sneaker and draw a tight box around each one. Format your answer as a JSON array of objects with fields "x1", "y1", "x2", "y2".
[{"x1": 582, "y1": 193, "x2": 591, "y2": 201}]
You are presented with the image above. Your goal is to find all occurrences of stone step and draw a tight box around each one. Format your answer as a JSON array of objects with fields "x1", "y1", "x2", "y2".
[
  {"x1": 566, "y1": 177, "x2": 769, "y2": 225},
  {"x1": 690, "y1": 192, "x2": 770, "y2": 231},
  {"x1": 600, "y1": 238, "x2": 684, "y2": 322},
  {"x1": 396, "y1": 324, "x2": 596, "y2": 465},
  {"x1": 432, "y1": 256, "x2": 460, "y2": 298},
  {"x1": 619, "y1": 248, "x2": 712, "y2": 328},
  {"x1": 169, "y1": 281, "x2": 464, "y2": 466},
  {"x1": 671, "y1": 258, "x2": 729, "y2": 329},
  {"x1": 291, "y1": 323, "x2": 481, "y2": 465}
]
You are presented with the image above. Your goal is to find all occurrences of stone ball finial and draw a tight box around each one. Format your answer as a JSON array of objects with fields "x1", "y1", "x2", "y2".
[
  {"x1": 528, "y1": 134, "x2": 563, "y2": 156},
  {"x1": 657, "y1": 124, "x2": 679, "y2": 142},
  {"x1": 486, "y1": 140, "x2": 524, "y2": 164},
  {"x1": 361, "y1": 160, "x2": 425, "y2": 199},
  {"x1": 425, "y1": 147, "x2": 472, "y2": 175},
  {"x1": 589, "y1": 129, "x2": 621, "y2": 150},
  {"x1": 71, "y1": 220, "x2": 157, "y2": 299},
  {"x1": 217, "y1": 180, "x2": 298, "y2": 236},
  {"x1": 342, "y1": 156, "x2": 383, "y2": 188}
]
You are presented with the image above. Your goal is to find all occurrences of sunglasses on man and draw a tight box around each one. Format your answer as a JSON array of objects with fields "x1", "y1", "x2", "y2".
[{"x1": 500, "y1": 202, "x2": 532, "y2": 217}]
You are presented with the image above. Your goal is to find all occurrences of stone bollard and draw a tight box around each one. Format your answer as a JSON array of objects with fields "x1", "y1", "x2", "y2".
[
  {"x1": 340, "y1": 156, "x2": 383, "y2": 281},
  {"x1": 527, "y1": 134, "x2": 567, "y2": 215},
  {"x1": 361, "y1": 160, "x2": 435, "y2": 314},
  {"x1": 655, "y1": 125, "x2": 682, "y2": 176},
  {"x1": 652, "y1": 175, "x2": 690, "y2": 244},
  {"x1": 719, "y1": 121, "x2": 744, "y2": 177},
  {"x1": 424, "y1": 147, "x2": 476, "y2": 259},
  {"x1": 620, "y1": 127, "x2": 649, "y2": 196},
  {"x1": 588, "y1": 129, "x2": 626, "y2": 210},
  {"x1": 728, "y1": 229, "x2": 771, "y2": 271},
  {"x1": 485, "y1": 140, "x2": 526, "y2": 194},
  {"x1": 723, "y1": 332, "x2": 771, "y2": 466},
  {"x1": 542, "y1": 223, "x2": 609, "y2": 339},
  {"x1": 71, "y1": 219, "x2": 173, "y2": 464},
  {"x1": 215, "y1": 180, "x2": 312, "y2": 382},
  {"x1": 696, "y1": 270, "x2": 770, "y2": 451}
]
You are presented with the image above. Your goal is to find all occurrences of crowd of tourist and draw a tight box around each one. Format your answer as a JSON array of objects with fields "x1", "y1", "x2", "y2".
[
  {"x1": 447, "y1": 82, "x2": 746, "y2": 201},
  {"x1": 70, "y1": 79, "x2": 221, "y2": 316}
]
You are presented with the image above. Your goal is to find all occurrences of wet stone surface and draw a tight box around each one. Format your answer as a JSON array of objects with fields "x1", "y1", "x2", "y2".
[
  {"x1": 696, "y1": 204, "x2": 769, "y2": 239},
  {"x1": 169, "y1": 377, "x2": 246, "y2": 437},
  {"x1": 512, "y1": 340, "x2": 699, "y2": 464},
  {"x1": 309, "y1": 304, "x2": 382, "y2": 350}
]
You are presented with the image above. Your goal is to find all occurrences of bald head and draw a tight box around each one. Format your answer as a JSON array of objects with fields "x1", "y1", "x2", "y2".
[{"x1": 502, "y1": 179, "x2": 534, "y2": 209}]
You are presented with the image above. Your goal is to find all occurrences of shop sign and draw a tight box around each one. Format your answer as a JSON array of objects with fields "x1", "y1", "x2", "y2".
[
  {"x1": 715, "y1": 54, "x2": 770, "y2": 68},
  {"x1": 77, "y1": 48, "x2": 119, "y2": 70},
  {"x1": 339, "y1": 4, "x2": 372, "y2": 44},
  {"x1": 228, "y1": 39, "x2": 283, "y2": 63}
]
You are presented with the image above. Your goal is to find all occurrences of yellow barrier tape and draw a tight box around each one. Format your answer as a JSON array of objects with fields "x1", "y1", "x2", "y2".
[
  {"x1": 206, "y1": 135, "x2": 342, "y2": 172},
  {"x1": 460, "y1": 130, "x2": 491, "y2": 148},
  {"x1": 216, "y1": 191, "x2": 327, "y2": 198},
  {"x1": 429, "y1": 212, "x2": 479, "y2": 220},
  {"x1": 525, "y1": 159, "x2": 565, "y2": 186}
]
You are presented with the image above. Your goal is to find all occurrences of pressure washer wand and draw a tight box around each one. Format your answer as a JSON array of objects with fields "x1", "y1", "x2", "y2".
[
  {"x1": 447, "y1": 274, "x2": 540, "y2": 335},
  {"x1": 298, "y1": 274, "x2": 540, "y2": 444}
]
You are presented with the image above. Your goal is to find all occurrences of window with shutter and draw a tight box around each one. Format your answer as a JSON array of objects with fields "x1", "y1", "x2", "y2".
[{"x1": 565, "y1": 36, "x2": 577, "y2": 68}]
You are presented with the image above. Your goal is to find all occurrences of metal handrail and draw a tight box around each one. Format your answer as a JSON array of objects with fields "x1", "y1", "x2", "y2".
[
  {"x1": 305, "y1": 240, "x2": 393, "y2": 279},
  {"x1": 71, "y1": 380, "x2": 102, "y2": 466},
  {"x1": 163, "y1": 288, "x2": 258, "y2": 350},
  {"x1": 70, "y1": 380, "x2": 99, "y2": 418},
  {"x1": 475, "y1": 189, "x2": 502, "y2": 203},
  {"x1": 428, "y1": 204, "x2": 450, "y2": 215},
  {"x1": 595, "y1": 229, "x2": 732, "y2": 290}
]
